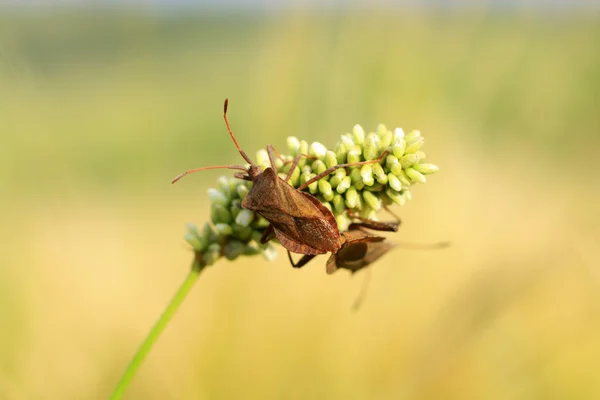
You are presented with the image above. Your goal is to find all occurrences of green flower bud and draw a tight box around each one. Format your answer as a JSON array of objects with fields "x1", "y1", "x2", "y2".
[
  {"x1": 253, "y1": 215, "x2": 270, "y2": 229},
  {"x1": 230, "y1": 199, "x2": 242, "y2": 220},
  {"x1": 325, "y1": 151, "x2": 338, "y2": 169},
  {"x1": 386, "y1": 154, "x2": 399, "y2": 169},
  {"x1": 286, "y1": 164, "x2": 301, "y2": 186},
  {"x1": 287, "y1": 136, "x2": 301, "y2": 155},
  {"x1": 366, "y1": 182, "x2": 384, "y2": 191},
  {"x1": 184, "y1": 233, "x2": 205, "y2": 252},
  {"x1": 211, "y1": 203, "x2": 232, "y2": 224},
  {"x1": 318, "y1": 180, "x2": 334, "y2": 201},
  {"x1": 320, "y1": 199, "x2": 333, "y2": 212},
  {"x1": 328, "y1": 168, "x2": 346, "y2": 188},
  {"x1": 376, "y1": 124, "x2": 388, "y2": 136},
  {"x1": 347, "y1": 145, "x2": 362, "y2": 164},
  {"x1": 204, "y1": 243, "x2": 222, "y2": 266},
  {"x1": 349, "y1": 168, "x2": 364, "y2": 190},
  {"x1": 354, "y1": 190, "x2": 363, "y2": 210},
  {"x1": 262, "y1": 244, "x2": 278, "y2": 261},
  {"x1": 413, "y1": 163, "x2": 439, "y2": 175},
  {"x1": 217, "y1": 176, "x2": 230, "y2": 194},
  {"x1": 251, "y1": 231, "x2": 265, "y2": 246},
  {"x1": 360, "y1": 164, "x2": 374, "y2": 186},
  {"x1": 215, "y1": 223, "x2": 233, "y2": 236},
  {"x1": 336, "y1": 213, "x2": 351, "y2": 232},
  {"x1": 392, "y1": 127, "x2": 405, "y2": 144},
  {"x1": 363, "y1": 190, "x2": 381, "y2": 210},
  {"x1": 335, "y1": 142, "x2": 348, "y2": 164},
  {"x1": 340, "y1": 134, "x2": 355, "y2": 149},
  {"x1": 395, "y1": 169, "x2": 412, "y2": 188},
  {"x1": 208, "y1": 188, "x2": 229, "y2": 206},
  {"x1": 390, "y1": 162, "x2": 403, "y2": 176},
  {"x1": 405, "y1": 167, "x2": 427, "y2": 184},
  {"x1": 372, "y1": 162, "x2": 386, "y2": 181},
  {"x1": 223, "y1": 240, "x2": 247, "y2": 261},
  {"x1": 202, "y1": 222, "x2": 217, "y2": 241},
  {"x1": 360, "y1": 207, "x2": 377, "y2": 221},
  {"x1": 385, "y1": 188, "x2": 406, "y2": 206},
  {"x1": 392, "y1": 139, "x2": 407, "y2": 159},
  {"x1": 236, "y1": 184, "x2": 250, "y2": 200},
  {"x1": 400, "y1": 153, "x2": 419, "y2": 169},
  {"x1": 336, "y1": 176, "x2": 352, "y2": 193},
  {"x1": 332, "y1": 193, "x2": 346, "y2": 214},
  {"x1": 274, "y1": 157, "x2": 284, "y2": 170},
  {"x1": 311, "y1": 159, "x2": 327, "y2": 175},
  {"x1": 256, "y1": 148, "x2": 270, "y2": 169},
  {"x1": 375, "y1": 173, "x2": 388, "y2": 185},
  {"x1": 310, "y1": 141, "x2": 328, "y2": 159},
  {"x1": 231, "y1": 223, "x2": 254, "y2": 241},
  {"x1": 404, "y1": 129, "x2": 421, "y2": 144},
  {"x1": 404, "y1": 190, "x2": 413, "y2": 201},
  {"x1": 301, "y1": 172, "x2": 319, "y2": 194},
  {"x1": 363, "y1": 132, "x2": 380, "y2": 161},
  {"x1": 378, "y1": 126, "x2": 393, "y2": 149},
  {"x1": 415, "y1": 150, "x2": 426, "y2": 160},
  {"x1": 345, "y1": 186, "x2": 359, "y2": 208},
  {"x1": 405, "y1": 137, "x2": 424, "y2": 154},
  {"x1": 242, "y1": 244, "x2": 262, "y2": 256},
  {"x1": 352, "y1": 124, "x2": 365, "y2": 145},
  {"x1": 387, "y1": 172, "x2": 402, "y2": 191},
  {"x1": 186, "y1": 223, "x2": 200, "y2": 236},
  {"x1": 298, "y1": 140, "x2": 309, "y2": 167},
  {"x1": 227, "y1": 179, "x2": 240, "y2": 198},
  {"x1": 235, "y1": 208, "x2": 255, "y2": 227}
]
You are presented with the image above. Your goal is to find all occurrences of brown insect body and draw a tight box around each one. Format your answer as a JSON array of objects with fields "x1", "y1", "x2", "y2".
[
  {"x1": 287, "y1": 213, "x2": 400, "y2": 269},
  {"x1": 242, "y1": 167, "x2": 341, "y2": 255},
  {"x1": 173, "y1": 98, "x2": 348, "y2": 256}
]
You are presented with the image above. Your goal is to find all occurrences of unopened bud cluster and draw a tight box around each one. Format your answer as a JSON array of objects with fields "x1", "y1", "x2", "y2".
[{"x1": 185, "y1": 124, "x2": 438, "y2": 268}]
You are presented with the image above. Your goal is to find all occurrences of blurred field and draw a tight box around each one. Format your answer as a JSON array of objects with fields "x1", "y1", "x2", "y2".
[{"x1": 1, "y1": 6, "x2": 600, "y2": 400}]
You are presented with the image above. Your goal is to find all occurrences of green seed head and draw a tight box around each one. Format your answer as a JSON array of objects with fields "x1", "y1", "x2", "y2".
[{"x1": 185, "y1": 122, "x2": 439, "y2": 268}]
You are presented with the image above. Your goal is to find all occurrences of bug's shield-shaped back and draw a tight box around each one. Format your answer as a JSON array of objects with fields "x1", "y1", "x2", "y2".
[
  {"x1": 326, "y1": 229, "x2": 396, "y2": 274},
  {"x1": 242, "y1": 168, "x2": 341, "y2": 255}
]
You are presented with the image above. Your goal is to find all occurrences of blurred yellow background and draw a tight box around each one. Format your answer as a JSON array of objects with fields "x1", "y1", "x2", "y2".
[{"x1": 1, "y1": 3, "x2": 599, "y2": 399}]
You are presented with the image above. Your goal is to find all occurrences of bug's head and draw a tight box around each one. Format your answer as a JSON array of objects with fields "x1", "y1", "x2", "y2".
[{"x1": 247, "y1": 164, "x2": 262, "y2": 181}]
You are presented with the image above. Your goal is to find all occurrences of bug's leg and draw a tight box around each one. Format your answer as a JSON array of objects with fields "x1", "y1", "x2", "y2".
[
  {"x1": 296, "y1": 150, "x2": 389, "y2": 191},
  {"x1": 382, "y1": 204, "x2": 401, "y2": 224},
  {"x1": 266, "y1": 144, "x2": 279, "y2": 172},
  {"x1": 283, "y1": 154, "x2": 302, "y2": 182},
  {"x1": 287, "y1": 251, "x2": 317, "y2": 269},
  {"x1": 266, "y1": 145, "x2": 308, "y2": 183},
  {"x1": 347, "y1": 209, "x2": 400, "y2": 232},
  {"x1": 351, "y1": 268, "x2": 373, "y2": 312},
  {"x1": 268, "y1": 146, "x2": 289, "y2": 163},
  {"x1": 259, "y1": 225, "x2": 276, "y2": 244}
]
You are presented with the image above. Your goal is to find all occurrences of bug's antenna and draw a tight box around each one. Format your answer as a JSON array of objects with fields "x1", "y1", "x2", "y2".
[
  {"x1": 171, "y1": 164, "x2": 247, "y2": 184},
  {"x1": 223, "y1": 98, "x2": 254, "y2": 165}
]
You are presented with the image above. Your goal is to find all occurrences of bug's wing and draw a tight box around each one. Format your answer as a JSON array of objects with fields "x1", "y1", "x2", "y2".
[{"x1": 331, "y1": 229, "x2": 396, "y2": 274}]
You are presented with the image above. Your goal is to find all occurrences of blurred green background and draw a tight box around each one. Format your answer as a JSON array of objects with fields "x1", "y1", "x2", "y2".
[{"x1": 1, "y1": 2, "x2": 599, "y2": 399}]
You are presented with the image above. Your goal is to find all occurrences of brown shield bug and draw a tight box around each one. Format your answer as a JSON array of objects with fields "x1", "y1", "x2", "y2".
[{"x1": 172, "y1": 99, "x2": 388, "y2": 256}]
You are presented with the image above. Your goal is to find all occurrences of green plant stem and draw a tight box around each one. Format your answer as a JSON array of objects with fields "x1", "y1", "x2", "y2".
[{"x1": 110, "y1": 263, "x2": 204, "y2": 400}]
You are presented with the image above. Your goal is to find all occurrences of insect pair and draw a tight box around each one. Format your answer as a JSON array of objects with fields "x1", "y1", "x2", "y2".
[{"x1": 172, "y1": 99, "x2": 392, "y2": 268}]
